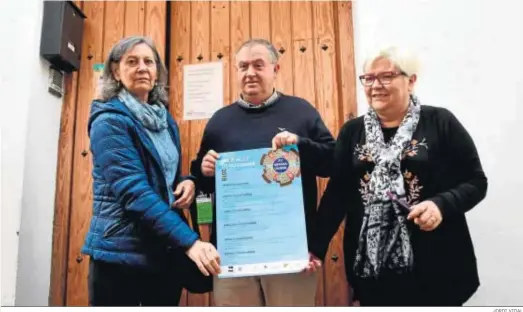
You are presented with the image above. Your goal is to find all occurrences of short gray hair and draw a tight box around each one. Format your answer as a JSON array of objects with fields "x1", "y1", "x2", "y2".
[
  {"x1": 362, "y1": 46, "x2": 420, "y2": 76},
  {"x1": 98, "y1": 36, "x2": 169, "y2": 105},
  {"x1": 235, "y1": 38, "x2": 279, "y2": 64}
]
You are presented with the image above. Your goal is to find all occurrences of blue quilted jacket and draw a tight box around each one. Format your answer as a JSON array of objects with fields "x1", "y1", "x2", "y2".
[{"x1": 81, "y1": 97, "x2": 199, "y2": 270}]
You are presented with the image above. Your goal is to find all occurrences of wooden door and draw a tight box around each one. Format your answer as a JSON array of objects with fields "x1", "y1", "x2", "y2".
[
  {"x1": 168, "y1": 1, "x2": 357, "y2": 306},
  {"x1": 50, "y1": 0, "x2": 357, "y2": 307}
]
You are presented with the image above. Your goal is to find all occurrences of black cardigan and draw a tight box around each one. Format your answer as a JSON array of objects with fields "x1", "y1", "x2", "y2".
[{"x1": 310, "y1": 105, "x2": 488, "y2": 305}]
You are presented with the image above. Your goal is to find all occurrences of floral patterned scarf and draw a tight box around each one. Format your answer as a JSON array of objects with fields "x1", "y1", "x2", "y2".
[{"x1": 354, "y1": 95, "x2": 421, "y2": 278}]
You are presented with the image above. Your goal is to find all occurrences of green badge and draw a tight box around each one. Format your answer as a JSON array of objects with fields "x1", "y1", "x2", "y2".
[{"x1": 196, "y1": 194, "x2": 213, "y2": 225}]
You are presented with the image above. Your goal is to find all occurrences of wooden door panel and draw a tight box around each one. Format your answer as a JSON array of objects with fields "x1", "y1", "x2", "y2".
[
  {"x1": 56, "y1": 0, "x2": 356, "y2": 306},
  {"x1": 211, "y1": 1, "x2": 231, "y2": 107},
  {"x1": 124, "y1": 1, "x2": 145, "y2": 37},
  {"x1": 144, "y1": 1, "x2": 167, "y2": 61},
  {"x1": 335, "y1": 1, "x2": 358, "y2": 126},
  {"x1": 271, "y1": 1, "x2": 293, "y2": 94},
  {"x1": 229, "y1": 2, "x2": 250, "y2": 99},
  {"x1": 65, "y1": 1, "x2": 105, "y2": 306},
  {"x1": 291, "y1": 1, "x2": 315, "y2": 106},
  {"x1": 102, "y1": 1, "x2": 124, "y2": 57},
  {"x1": 169, "y1": 1, "x2": 191, "y2": 176},
  {"x1": 186, "y1": 0, "x2": 212, "y2": 307},
  {"x1": 208, "y1": 2, "x2": 231, "y2": 305},
  {"x1": 311, "y1": 1, "x2": 349, "y2": 306},
  {"x1": 169, "y1": 1, "x2": 191, "y2": 306},
  {"x1": 290, "y1": 1, "x2": 324, "y2": 306},
  {"x1": 50, "y1": 1, "x2": 83, "y2": 305},
  {"x1": 250, "y1": 2, "x2": 270, "y2": 40}
]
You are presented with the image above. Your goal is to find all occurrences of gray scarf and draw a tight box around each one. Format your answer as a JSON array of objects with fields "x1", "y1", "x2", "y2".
[
  {"x1": 118, "y1": 89, "x2": 168, "y2": 132},
  {"x1": 354, "y1": 95, "x2": 421, "y2": 278}
]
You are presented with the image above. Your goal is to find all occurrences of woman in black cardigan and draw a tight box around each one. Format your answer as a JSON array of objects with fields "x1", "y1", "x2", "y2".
[{"x1": 310, "y1": 47, "x2": 488, "y2": 306}]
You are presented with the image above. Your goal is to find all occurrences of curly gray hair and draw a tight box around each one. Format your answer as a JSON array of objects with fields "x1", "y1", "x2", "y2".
[{"x1": 98, "y1": 36, "x2": 169, "y2": 105}]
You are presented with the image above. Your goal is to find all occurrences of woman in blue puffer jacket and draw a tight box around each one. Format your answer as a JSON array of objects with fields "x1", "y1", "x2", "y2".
[{"x1": 82, "y1": 36, "x2": 221, "y2": 306}]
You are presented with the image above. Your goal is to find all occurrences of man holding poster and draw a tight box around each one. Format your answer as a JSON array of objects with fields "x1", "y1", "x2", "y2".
[
  {"x1": 215, "y1": 145, "x2": 309, "y2": 278},
  {"x1": 190, "y1": 39, "x2": 335, "y2": 306}
]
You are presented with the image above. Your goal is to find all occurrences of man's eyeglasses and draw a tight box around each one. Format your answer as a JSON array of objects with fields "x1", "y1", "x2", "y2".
[{"x1": 358, "y1": 71, "x2": 408, "y2": 87}]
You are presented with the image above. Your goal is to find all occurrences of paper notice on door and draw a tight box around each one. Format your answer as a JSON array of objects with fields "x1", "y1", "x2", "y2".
[{"x1": 183, "y1": 62, "x2": 224, "y2": 120}]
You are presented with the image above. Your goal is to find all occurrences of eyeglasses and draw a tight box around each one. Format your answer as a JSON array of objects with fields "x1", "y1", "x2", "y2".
[{"x1": 358, "y1": 71, "x2": 408, "y2": 87}]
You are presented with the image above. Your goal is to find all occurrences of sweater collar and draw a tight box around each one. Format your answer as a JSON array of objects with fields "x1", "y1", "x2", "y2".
[{"x1": 237, "y1": 89, "x2": 280, "y2": 110}]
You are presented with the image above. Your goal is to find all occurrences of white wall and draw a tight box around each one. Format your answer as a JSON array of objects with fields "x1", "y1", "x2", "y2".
[
  {"x1": 353, "y1": 0, "x2": 523, "y2": 306},
  {"x1": 14, "y1": 54, "x2": 64, "y2": 306},
  {"x1": 1, "y1": 0, "x2": 64, "y2": 306}
]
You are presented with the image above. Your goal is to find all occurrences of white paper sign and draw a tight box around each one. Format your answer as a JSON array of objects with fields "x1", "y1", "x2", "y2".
[{"x1": 183, "y1": 62, "x2": 224, "y2": 120}]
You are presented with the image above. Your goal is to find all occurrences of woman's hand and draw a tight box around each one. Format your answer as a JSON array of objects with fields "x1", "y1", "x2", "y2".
[
  {"x1": 186, "y1": 240, "x2": 221, "y2": 276},
  {"x1": 407, "y1": 200, "x2": 443, "y2": 231},
  {"x1": 172, "y1": 180, "x2": 195, "y2": 210},
  {"x1": 303, "y1": 252, "x2": 322, "y2": 274},
  {"x1": 271, "y1": 131, "x2": 299, "y2": 150}
]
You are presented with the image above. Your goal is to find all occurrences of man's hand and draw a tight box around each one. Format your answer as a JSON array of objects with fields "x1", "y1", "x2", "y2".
[
  {"x1": 201, "y1": 150, "x2": 220, "y2": 177},
  {"x1": 271, "y1": 131, "x2": 298, "y2": 150},
  {"x1": 185, "y1": 240, "x2": 221, "y2": 276},
  {"x1": 407, "y1": 200, "x2": 443, "y2": 231},
  {"x1": 172, "y1": 180, "x2": 195, "y2": 210},
  {"x1": 303, "y1": 252, "x2": 322, "y2": 274}
]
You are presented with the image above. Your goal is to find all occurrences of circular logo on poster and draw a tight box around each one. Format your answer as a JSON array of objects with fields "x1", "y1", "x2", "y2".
[
  {"x1": 272, "y1": 157, "x2": 289, "y2": 173},
  {"x1": 260, "y1": 148, "x2": 301, "y2": 187}
]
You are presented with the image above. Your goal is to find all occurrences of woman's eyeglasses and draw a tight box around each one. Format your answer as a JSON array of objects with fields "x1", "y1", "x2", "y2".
[{"x1": 359, "y1": 71, "x2": 408, "y2": 86}]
